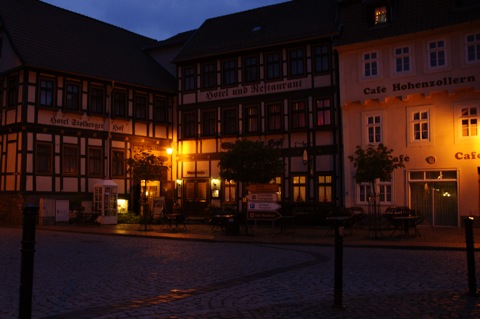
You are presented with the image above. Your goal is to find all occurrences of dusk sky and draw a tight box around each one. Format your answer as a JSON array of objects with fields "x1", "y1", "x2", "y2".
[{"x1": 41, "y1": 0, "x2": 289, "y2": 41}]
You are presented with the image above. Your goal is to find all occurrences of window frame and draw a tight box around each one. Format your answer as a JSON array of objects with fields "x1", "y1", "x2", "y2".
[
  {"x1": 154, "y1": 97, "x2": 168, "y2": 124},
  {"x1": 88, "y1": 146, "x2": 103, "y2": 177},
  {"x1": 183, "y1": 65, "x2": 196, "y2": 92},
  {"x1": 64, "y1": 81, "x2": 81, "y2": 112},
  {"x1": 266, "y1": 102, "x2": 283, "y2": 133},
  {"x1": 89, "y1": 85, "x2": 105, "y2": 115},
  {"x1": 315, "y1": 97, "x2": 332, "y2": 127},
  {"x1": 317, "y1": 174, "x2": 334, "y2": 203},
  {"x1": 222, "y1": 107, "x2": 238, "y2": 136},
  {"x1": 288, "y1": 47, "x2": 306, "y2": 78},
  {"x1": 243, "y1": 55, "x2": 259, "y2": 84},
  {"x1": 364, "y1": 113, "x2": 383, "y2": 144},
  {"x1": 394, "y1": 45, "x2": 412, "y2": 75},
  {"x1": 112, "y1": 89, "x2": 127, "y2": 118},
  {"x1": 357, "y1": 180, "x2": 392, "y2": 204},
  {"x1": 201, "y1": 62, "x2": 216, "y2": 90},
  {"x1": 292, "y1": 175, "x2": 307, "y2": 202},
  {"x1": 222, "y1": 59, "x2": 238, "y2": 87},
  {"x1": 465, "y1": 32, "x2": 480, "y2": 64},
  {"x1": 290, "y1": 100, "x2": 307, "y2": 130},
  {"x1": 201, "y1": 109, "x2": 217, "y2": 137},
  {"x1": 62, "y1": 144, "x2": 79, "y2": 176},
  {"x1": 134, "y1": 93, "x2": 148, "y2": 121},
  {"x1": 182, "y1": 111, "x2": 197, "y2": 139},
  {"x1": 265, "y1": 51, "x2": 282, "y2": 81},
  {"x1": 313, "y1": 44, "x2": 330, "y2": 74},
  {"x1": 38, "y1": 77, "x2": 55, "y2": 108},
  {"x1": 427, "y1": 39, "x2": 447, "y2": 70},
  {"x1": 244, "y1": 105, "x2": 260, "y2": 134},
  {"x1": 362, "y1": 51, "x2": 380, "y2": 78},
  {"x1": 36, "y1": 142, "x2": 53, "y2": 175},
  {"x1": 111, "y1": 149, "x2": 126, "y2": 178}
]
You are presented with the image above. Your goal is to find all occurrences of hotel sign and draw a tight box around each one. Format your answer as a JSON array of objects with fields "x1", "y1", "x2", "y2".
[
  {"x1": 199, "y1": 78, "x2": 309, "y2": 102},
  {"x1": 39, "y1": 111, "x2": 130, "y2": 134}
]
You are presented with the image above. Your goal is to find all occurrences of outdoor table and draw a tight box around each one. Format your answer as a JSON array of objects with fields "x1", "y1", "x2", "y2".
[
  {"x1": 392, "y1": 215, "x2": 419, "y2": 237},
  {"x1": 163, "y1": 213, "x2": 186, "y2": 230},
  {"x1": 211, "y1": 214, "x2": 235, "y2": 232}
]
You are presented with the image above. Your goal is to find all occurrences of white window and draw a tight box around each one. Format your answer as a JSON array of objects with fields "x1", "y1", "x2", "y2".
[
  {"x1": 461, "y1": 106, "x2": 478, "y2": 137},
  {"x1": 357, "y1": 181, "x2": 392, "y2": 204},
  {"x1": 366, "y1": 114, "x2": 382, "y2": 144},
  {"x1": 428, "y1": 40, "x2": 446, "y2": 69},
  {"x1": 363, "y1": 51, "x2": 379, "y2": 78},
  {"x1": 394, "y1": 46, "x2": 411, "y2": 74},
  {"x1": 412, "y1": 110, "x2": 429, "y2": 141},
  {"x1": 466, "y1": 32, "x2": 480, "y2": 64}
]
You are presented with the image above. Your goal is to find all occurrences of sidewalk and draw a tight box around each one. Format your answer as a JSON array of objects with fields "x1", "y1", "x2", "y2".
[{"x1": 36, "y1": 221, "x2": 480, "y2": 250}]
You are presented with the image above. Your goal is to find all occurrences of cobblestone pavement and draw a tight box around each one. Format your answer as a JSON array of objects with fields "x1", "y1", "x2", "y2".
[{"x1": 2, "y1": 226, "x2": 480, "y2": 318}]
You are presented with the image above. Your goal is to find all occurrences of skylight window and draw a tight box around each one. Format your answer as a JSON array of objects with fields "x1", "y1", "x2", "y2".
[{"x1": 252, "y1": 26, "x2": 262, "y2": 32}]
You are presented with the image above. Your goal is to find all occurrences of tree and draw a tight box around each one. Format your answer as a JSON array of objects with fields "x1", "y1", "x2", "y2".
[
  {"x1": 126, "y1": 150, "x2": 168, "y2": 229},
  {"x1": 348, "y1": 143, "x2": 405, "y2": 238},
  {"x1": 219, "y1": 139, "x2": 285, "y2": 184}
]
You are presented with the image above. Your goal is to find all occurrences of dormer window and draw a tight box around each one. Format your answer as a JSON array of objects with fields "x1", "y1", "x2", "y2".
[{"x1": 366, "y1": 0, "x2": 394, "y2": 27}]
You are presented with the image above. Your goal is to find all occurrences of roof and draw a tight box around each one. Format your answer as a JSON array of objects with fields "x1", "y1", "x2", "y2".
[
  {"x1": 0, "y1": 0, "x2": 176, "y2": 92},
  {"x1": 145, "y1": 30, "x2": 197, "y2": 50},
  {"x1": 174, "y1": 0, "x2": 339, "y2": 63},
  {"x1": 336, "y1": 0, "x2": 480, "y2": 46}
]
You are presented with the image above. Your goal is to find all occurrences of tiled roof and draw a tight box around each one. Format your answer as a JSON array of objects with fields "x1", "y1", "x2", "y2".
[
  {"x1": 336, "y1": 0, "x2": 480, "y2": 46},
  {"x1": 0, "y1": 0, "x2": 176, "y2": 92},
  {"x1": 145, "y1": 30, "x2": 197, "y2": 50},
  {"x1": 174, "y1": 0, "x2": 339, "y2": 63}
]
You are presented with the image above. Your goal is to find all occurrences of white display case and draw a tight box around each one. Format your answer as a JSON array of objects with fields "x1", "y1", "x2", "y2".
[{"x1": 94, "y1": 179, "x2": 118, "y2": 224}]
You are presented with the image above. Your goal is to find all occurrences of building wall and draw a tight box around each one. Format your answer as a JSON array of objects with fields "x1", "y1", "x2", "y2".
[{"x1": 339, "y1": 20, "x2": 480, "y2": 226}]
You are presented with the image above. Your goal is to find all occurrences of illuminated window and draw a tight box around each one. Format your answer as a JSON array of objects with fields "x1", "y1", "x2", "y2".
[
  {"x1": 428, "y1": 40, "x2": 446, "y2": 69},
  {"x1": 461, "y1": 107, "x2": 478, "y2": 137},
  {"x1": 366, "y1": 115, "x2": 382, "y2": 144},
  {"x1": 292, "y1": 175, "x2": 307, "y2": 202},
  {"x1": 374, "y1": 6, "x2": 388, "y2": 25},
  {"x1": 412, "y1": 111, "x2": 429, "y2": 141},
  {"x1": 466, "y1": 32, "x2": 480, "y2": 63},
  {"x1": 363, "y1": 52, "x2": 379, "y2": 77},
  {"x1": 394, "y1": 46, "x2": 411, "y2": 73},
  {"x1": 224, "y1": 180, "x2": 236, "y2": 203},
  {"x1": 318, "y1": 175, "x2": 333, "y2": 203}
]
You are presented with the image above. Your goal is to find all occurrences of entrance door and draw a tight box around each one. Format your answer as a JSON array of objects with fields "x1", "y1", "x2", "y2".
[
  {"x1": 183, "y1": 179, "x2": 209, "y2": 215},
  {"x1": 410, "y1": 181, "x2": 458, "y2": 226}
]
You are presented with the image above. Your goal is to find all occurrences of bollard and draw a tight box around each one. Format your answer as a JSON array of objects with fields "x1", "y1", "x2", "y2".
[
  {"x1": 334, "y1": 220, "x2": 345, "y2": 309},
  {"x1": 464, "y1": 217, "x2": 477, "y2": 296},
  {"x1": 19, "y1": 205, "x2": 39, "y2": 319}
]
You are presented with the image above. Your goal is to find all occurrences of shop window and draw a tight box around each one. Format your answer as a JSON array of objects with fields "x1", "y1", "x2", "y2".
[
  {"x1": 243, "y1": 55, "x2": 259, "y2": 83},
  {"x1": 64, "y1": 82, "x2": 80, "y2": 111},
  {"x1": 36, "y1": 142, "x2": 53, "y2": 175},
  {"x1": 290, "y1": 100, "x2": 306, "y2": 130},
  {"x1": 288, "y1": 48, "x2": 305, "y2": 77},
  {"x1": 63, "y1": 144, "x2": 78, "y2": 175},
  {"x1": 134, "y1": 94, "x2": 147, "y2": 120},
  {"x1": 313, "y1": 44, "x2": 330, "y2": 73},
  {"x1": 222, "y1": 59, "x2": 237, "y2": 86},
  {"x1": 318, "y1": 174, "x2": 333, "y2": 203},
  {"x1": 365, "y1": 114, "x2": 382, "y2": 144},
  {"x1": 265, "y1": 52, "x2": 282, "y2": 81},
  {"x1": 394, "y1": 46, "x2": 411, "y2": 74},
  {"x1": 201, "y1": 62, "x2": 216, "y2": 89},
  {"x1": 88, "y1": 147, "x2": 103, "y2": 177},
  {"x1": 183, "y1": 66, "x2": 196, "y2": 91},
  {"x1": 112, "y1": 90, "x2": 127, "y2": 118},
  {"x1": 315, "y1": 98, "x2": 332, "y2": 127},
  {"x1": 111, "y1": 149, "x2": 125, "y2": 178},
  {"x1": 182, "y1": 111, "x2": 196, "y2": 139},
  {"x1": 7, "y1": 76, "x2": 17, "y2": 108},
  {"x1": 466, "y1": 32, "x2": 480, "y2": 64},
  {"x1": 89, "y1": 86, "x2": 105, "y2": 114},
  {"x1": 244, "y1": 105, "x2": 259, "y2": 134},
  {"x1": 266, "y1": 103, "x2": 282, "y2": 132},
  {"x1": 363, "y1": 51, "x2": 379, "y2": 78},
  {"x1": 154, "y1": 97, "x2": 167, "y2": 124},
  {"x1": 222, "y1": 108, "x2": 237, "y2": 135},
  {"x1": 201, "y1": 109, "x2": 216, "y2": 137},
  {"x1": 428, "y1": 40, "x2": 446, "y2": 69},
  {"x1": 38, "y1": 77, "x2": 55, "y2": 108},
  {"x1": 292, "y1": 175, "x2": 307, "y2": 202}
]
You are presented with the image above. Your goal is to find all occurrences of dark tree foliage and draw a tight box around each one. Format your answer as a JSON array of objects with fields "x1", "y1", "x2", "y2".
[
  {"x1": 348, "y1": 143, "x2": 405, "y2": 185},
  {"x1": 126, "y1": 150, "x2": 168, "y2": 183},
  {"x1": 219, "y1": 139, "x2": 284, "y2": 184}
]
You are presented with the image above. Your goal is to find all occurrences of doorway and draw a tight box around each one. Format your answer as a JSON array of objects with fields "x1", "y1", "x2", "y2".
[{"x1": 183, "y1": 179, "x2": 209, "y2": 215}]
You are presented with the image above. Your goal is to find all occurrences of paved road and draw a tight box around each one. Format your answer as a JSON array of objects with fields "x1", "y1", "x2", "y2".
[{"x1": 1, "y1": 227, "x2": 479, "y2": 318}]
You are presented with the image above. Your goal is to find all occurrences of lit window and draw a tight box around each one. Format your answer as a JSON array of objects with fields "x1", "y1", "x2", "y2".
[
  {"x1": 318, "y1": 175, "x2": 333, "y2": 203},
  {"x1": 316, "y1": 98, "x2": 331, "y2": 127},
  {"x1": 374, "y1": 6, "x2": 388, "y2": 25},
  {"x1": 466, "y1": 33, "x2": 480, "y2": 63},
  {"x1": 461, "y1": 107, "x2": 478, "y2": 137},
  {"x1": 224, "y1": 180, "x2": 236, "y2": 203},
  {"x1": 292, "y1": 175, "x2": 307, "y2": 202}
]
